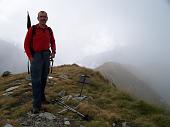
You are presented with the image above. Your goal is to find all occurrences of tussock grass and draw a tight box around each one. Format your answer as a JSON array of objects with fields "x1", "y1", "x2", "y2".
[
  {"x1": 0, "y1": 64, "x2": 170, "y2": 127},
  {"x1": 152, "y1": 114, "x2": 170, "y2": 127},
  {"x1": 132, "y1": 100, "x2": 163, "y2": 115}
]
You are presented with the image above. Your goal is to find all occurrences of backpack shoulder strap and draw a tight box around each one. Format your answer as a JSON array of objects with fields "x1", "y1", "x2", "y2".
[
  {"x1": 32, "y1": 25, "x2": 36, "y2": 37},
  {"x1": 48, "y1": 27, "x2": 53, "y2": 45},
  {"x1": 48, "y1": 27, "x2": 53, "y2": 37}
]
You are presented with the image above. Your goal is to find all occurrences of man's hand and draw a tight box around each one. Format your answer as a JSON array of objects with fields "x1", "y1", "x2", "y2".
[
  {"x1": 29, "y1": 57, "x2": 33, "y2": 64},
  {"x1": 50, "y1": 52, "x2": 55, "y2": 58}
]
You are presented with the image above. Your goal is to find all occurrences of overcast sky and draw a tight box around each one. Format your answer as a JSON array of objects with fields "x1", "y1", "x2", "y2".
[{"x1": 0, "y1": 0, "x2": 170, "y2": 64}]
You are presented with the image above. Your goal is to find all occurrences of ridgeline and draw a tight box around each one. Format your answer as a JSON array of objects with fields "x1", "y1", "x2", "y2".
[{"x1": 0, "y1": 64, "x2": 170, "y2": 127}]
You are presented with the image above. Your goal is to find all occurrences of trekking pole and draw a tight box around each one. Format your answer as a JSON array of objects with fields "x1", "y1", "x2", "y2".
[
  {"x1": 51, "y1": 58, "x2": 54, "y2": 73},
  {"x1": 49, "y1": 58, "x2": 54, "y2": 73},
  {"x1": 27, "y1": 60, "x2": 30, "y2": 74},
  {"x1": 53, "y1": 99, "x2": 91, "y2": 121}
]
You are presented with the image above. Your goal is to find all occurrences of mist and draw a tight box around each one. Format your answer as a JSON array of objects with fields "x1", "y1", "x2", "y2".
[
  {"x1": 0, "y1": 0, "x2": 170, "y2": 104},
  {"x1": 0, "y1": 39, "x2": 27, "y2": 74}
]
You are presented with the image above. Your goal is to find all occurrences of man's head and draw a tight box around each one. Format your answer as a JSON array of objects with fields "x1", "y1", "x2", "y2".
[{"x1": 37, "y1": 11, "x2": 48, "y2": 26}]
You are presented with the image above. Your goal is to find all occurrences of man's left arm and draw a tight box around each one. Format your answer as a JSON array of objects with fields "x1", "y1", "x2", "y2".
[{"x1": 50, "y1": 29, "x2": 56, "y2": 58}]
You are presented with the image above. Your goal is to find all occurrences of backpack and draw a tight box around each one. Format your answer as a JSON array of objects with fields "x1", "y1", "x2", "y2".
[
  {"x1": 27, "y1": 25, "x2": 54, "y2": 74},
  {"x1": 30, "y1": 25, "x2": 53, "y2": 55}
]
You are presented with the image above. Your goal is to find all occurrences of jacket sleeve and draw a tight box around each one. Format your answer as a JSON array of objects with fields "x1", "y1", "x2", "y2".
[
  {"x1": 50, "y1": 29, "x2": 56, "y2": 54},
  {"x1": 24, "y1": 27, "x2": 32, "y2": 60}
]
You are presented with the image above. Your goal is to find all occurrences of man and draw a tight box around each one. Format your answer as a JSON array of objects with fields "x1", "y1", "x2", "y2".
[{"x1": 24, "y1": 11, "x2": 56, "y2": 113}]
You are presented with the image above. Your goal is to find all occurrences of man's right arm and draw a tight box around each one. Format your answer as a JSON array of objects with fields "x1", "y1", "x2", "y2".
[{"x1": 24, "y1": 27, "x2": 33, "y2": 62}]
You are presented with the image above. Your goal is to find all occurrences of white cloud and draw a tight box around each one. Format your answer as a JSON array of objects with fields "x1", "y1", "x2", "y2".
[{"x1": 0, "y1": 0, "x2": 169, "y2": 64}]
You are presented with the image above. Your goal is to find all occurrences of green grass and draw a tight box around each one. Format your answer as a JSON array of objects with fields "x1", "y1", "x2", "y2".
[{"x1": 0, "y1": 64, "x2": 170, "y2": 127}]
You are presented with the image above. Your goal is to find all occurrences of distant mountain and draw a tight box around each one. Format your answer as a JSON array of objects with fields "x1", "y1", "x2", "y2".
[
  {"x1": 95, "y1": 62, "x2": 166, "y2": 106},
  {"x1": 78, "y1": 47, "x2": 170, "y2": 106},
  {"x1": 78, "y1": 49, "x2": 124, "y2": 68},
  {"x1": 133, "y1": 63, "x2": 170, "y2": 104},
  {"x1": 0, "y1": 39, "x2": 27, "y2": 74}
]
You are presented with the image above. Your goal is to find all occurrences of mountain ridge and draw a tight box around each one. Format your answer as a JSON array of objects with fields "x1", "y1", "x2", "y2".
[
  {"x1": 0, "y1": 64, "x2": 170, "y2": 127},
  {"x1": 95, "y1": 62, "x2": 167, "y2": 106}
]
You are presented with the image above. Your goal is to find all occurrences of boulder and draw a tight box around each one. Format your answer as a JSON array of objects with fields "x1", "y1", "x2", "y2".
[{"x1": 2, "y1": 71, "x2": 11, "y2": 77}]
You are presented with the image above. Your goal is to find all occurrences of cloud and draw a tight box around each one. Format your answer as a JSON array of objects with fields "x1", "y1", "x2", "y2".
[{"x1": 0, "y1": 0, "x2": 169, "y2": 64}]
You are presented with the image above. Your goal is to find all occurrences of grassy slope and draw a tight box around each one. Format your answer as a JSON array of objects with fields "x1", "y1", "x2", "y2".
[{"x1": 0, "y1": 64, "x2": 170, "y2": 127}]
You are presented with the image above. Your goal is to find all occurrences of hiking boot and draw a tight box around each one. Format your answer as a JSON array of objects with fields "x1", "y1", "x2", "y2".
[
  {"x1": 42, "y1": 100, "x2": 50, "y2": 105},
  {"x1": 32, "y1": 107, "x2": 40, "y2": 114}
]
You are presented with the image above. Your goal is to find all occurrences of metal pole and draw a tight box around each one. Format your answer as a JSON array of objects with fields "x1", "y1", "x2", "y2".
[
  {"x1": 51, "y1": 58, "x2": 54, "y2": 73},
  {"x1": 27, "y1": 61, "x2": 30, "y2": 74},
  {"x1": 79, "y1": 82, "x2": 85, "y2": 97}
]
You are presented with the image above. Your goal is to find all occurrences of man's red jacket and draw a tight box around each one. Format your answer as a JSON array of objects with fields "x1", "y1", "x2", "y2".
[{"x1": 24, "y1": 24, "x2": 56, "y2": 59}]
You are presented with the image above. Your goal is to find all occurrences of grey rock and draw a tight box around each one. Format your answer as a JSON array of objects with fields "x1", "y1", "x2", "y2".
[
  {"x1": 73, "y1": 95, "x2": 87, "y2": 101},
  {"x1": 48, "y1": 76, "x2": 54, "y2": 79},
  {"x1": 64, "y1": 117, "x2": 69, "y2": 121},
  {"x1": 2, "y1": 91, "x2": 13, "y2": 96},
  {"x1": 4, "y1": 124, "x2": 13, "y2": 127},
  {"x1": 58, "y1": 90, "x2": 66, "y2": 97},
  {"x1": 122, "y1": 122, "x2": 127, "y2": 127},
  {"x1": 64, "y1": 120, "x2": 70, "y2": 125},
  {"x1": 39, "y1": 112, "x2": 56, "y2": 120},
  {"x1": 25, "y1": 75, "x2": 31, "y2": 81},
  {"x1": 19, "y1": 112, "x2": 64, "y2": 127},
  {"x1": 59, "y1": 74, "x2": 68, "y2": 79},
  {"x1": 28, "y1": 83, "x2": 32, "y2": 86},
  {"x1": 2, "y1": 71, "x2": 11, "y2": 77},
  {"x1": 5, "y1": 86, "x2": 19, "y2": 92},
  {"x1": 11, "y1": 80, "x2": 22, "y2": 85},
  {"x1": 3, "y1": 85, "x2": 20, "y2": 95},
  {"x1": 112, "y1": 123, "x2": 116, "y2": 127},
  {"x1": 80, "y1": 125, "x2": 85, "y2": 127},
  {"x1": 62, "y1": 95, "x2": 72, "y2": 101}
]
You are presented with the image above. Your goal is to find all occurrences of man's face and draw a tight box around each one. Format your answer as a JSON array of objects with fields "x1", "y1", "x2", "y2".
[{"x1": 38, "y1": 12, "x2": 48, "y2": 25}]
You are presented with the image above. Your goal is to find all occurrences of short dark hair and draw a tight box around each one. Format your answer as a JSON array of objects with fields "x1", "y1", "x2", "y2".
[{"x1": 38, "y1": 11, "x2": 47, "y2": 17}]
